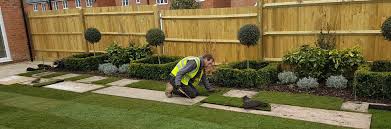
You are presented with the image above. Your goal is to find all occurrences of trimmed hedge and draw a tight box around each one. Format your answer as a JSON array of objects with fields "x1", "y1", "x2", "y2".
[
  {"x1": 354, "y1": 65, "x2": 391, "y2": 99},
  {"x1": 371, "y1": 60, "x2": 391, "y2": 72},
  {"x1": 210, "y1": 60, "x2": 278, "y2": 88},
  {"x1": 62, "y1": 53, "x2": 108, "y2": 71},
  {"x1": 128, "y1": 55, "x2": 182, "y2": 80}
]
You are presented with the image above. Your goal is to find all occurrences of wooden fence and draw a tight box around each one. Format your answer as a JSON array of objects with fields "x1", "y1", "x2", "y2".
[{"x1": 28, "y1": 0, "x2": 391, "y2": 63}]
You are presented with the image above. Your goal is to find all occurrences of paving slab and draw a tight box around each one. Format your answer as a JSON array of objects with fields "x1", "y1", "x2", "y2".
[
  {"x1": 201, "y1": 103, "x2": 371, "y2": 129},
  {"x1": 0, "y1": 61, "x2": 53, "y2": 78},
  {"x1": 76, "y1": 76, "x2": 107, "y2": 83},
  {"x1": 0, "y1": 76, "x2": 37, "y2": 85},
  {"x1": 223, "y1": 89, "x2": 258, "y2": 98},
  {"x1": 51, "y1": 73, "x2": 80, "y2": 80},
  {"x1": 93, "y1": 86, "x2": 207, "y2": 105},
  {"x1": 44, "y1": 81, "x2": 104, "y2": 93},
  {"x1": 19, "y1": 78, "x2": 56, "y2": 86},
  {"x1": 107, "y1": 79, "x2": 140, "y2": 86},
  {"x1": 341, "y1": 101, "x2": 369, "y2": 113},
  {"x1": 31, "y1": 72, "x2": 55, "y2": 78}
]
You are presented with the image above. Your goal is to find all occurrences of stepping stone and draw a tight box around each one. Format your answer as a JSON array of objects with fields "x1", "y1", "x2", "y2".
[
  {"x1": 201, "y1": 103, "x2": 371, "y2": 129},
  {"x1": 31, "y1": 72, "x2": 55, "y2": 78},
  {"x1": 341, "y1": 101, "x2": 369, "y2": 113},
  {"x1": 223, "y1": 89, "x2": 258, "y2": 98},
  {"x1": 76, "y1": 76, "x2": 107, "y2": 83},
  {"x1": 19, "y1": 78, "x2": 56, "y2": 86},
  {"x1": 107, "y1": 79, "x2": 140, "y2": 86},
  {"x1": 51, "y1": 73, "x2": 80, "y2": 80},
  {"x1": 93, "y1": 86, "x2": 207, "y2": 105},
  {"x1": 0, "y1": 76, "x2": 37, "y2": 85},
  {"x1": 44, "y1": 81, "x2": 104, "y2": 93}
]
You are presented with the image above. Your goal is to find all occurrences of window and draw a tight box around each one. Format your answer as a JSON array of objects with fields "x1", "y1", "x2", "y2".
[
  {"x1": 136, "y1": 0, "x2": 141, "y2": 4},
  {"x1": 63, "y1": 0, "x2": 68, "y2": 9},
  {"x1": 86, "y1": 0, "x2": 93, "y2": 7},
  {"x1": 156, "y1": 0, "x2": 167, "y2": 4},
  {"x1": 41, "y1": 3, "x2": 46, "y2": 11},
  {"x1": 33, "y1": 4, "x2": 38, "y2": 11},
  {"x1": 122, "y1": 0, "x2": 129, "y2": 6},
  {"x1": 53, "y1": 1, "x2": 58, "y2": 10},
  {"x1": 75, "y1": 0, "x2": 81, "y2": 8}
]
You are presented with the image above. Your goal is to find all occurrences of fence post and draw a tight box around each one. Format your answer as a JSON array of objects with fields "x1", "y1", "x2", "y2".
[
  {"x1": 80, "y1": 8, "x2": 89, "y2": 53},
  {"x1": 257, "y1": 0, "x2": 264, "y2": 60},
  {"x1": 154, "y1": 6, "x2": 164, "y2": 55}
]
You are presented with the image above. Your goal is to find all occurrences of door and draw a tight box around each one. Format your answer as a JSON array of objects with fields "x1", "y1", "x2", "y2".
[{"x1": 0, "y1": 8, "x2": 12, "y2": 63}]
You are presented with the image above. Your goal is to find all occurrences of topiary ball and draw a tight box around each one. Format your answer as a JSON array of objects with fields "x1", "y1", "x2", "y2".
[
  {"x1": 84, "y1": 28, "x2": 101, "y2": 43},
  {"x1": 382, "y1": 16, "x2": 391, "y2": 41},
  {"x1": 238, "y1": 24, "x2": 261, "y2": 46},
  {"x1": 146, "y1": 28, "x2": 165, "y2": 46}
]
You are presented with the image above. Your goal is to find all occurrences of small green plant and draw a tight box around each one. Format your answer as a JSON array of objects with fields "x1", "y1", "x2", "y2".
[
  {"x1": 119, "y1": 64, "x2": 129, "y2": 73},
  {"x1": 170, "y1": 0, "x2": 200, "y2": 10},
  {"x1": 315, "y1": 25, "x2": 336, "y2": 50},
  {"x1": 238, "y1": 24, "x2": 261, "y2": 69},
  {"x1": 278, "y1": 71, "x2": 298, "y2": 84},
  {"x1": 98, "y1": 63, "x2": 118, "y2": 75},
  {"x1": 297, "y1": 77, "x2": 319, "y2": 89},
  {"x1": 106, "y1": 42, "x2": 152, "y2": 67},
  {"x1": 146, "y1": 28, "x2": 165, "y2": 64},
  {"x1": 326, "y1": 75, "x2": 348, "y2": 89},
  {"x1": 381, "y1": 16, "x2": 391, "y2": 41}
]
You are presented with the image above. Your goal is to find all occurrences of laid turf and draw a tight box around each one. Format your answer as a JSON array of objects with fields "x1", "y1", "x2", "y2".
[
  {"x1": 40, "y1": 72, "x2": 68, "y2": 78},
  {"x1": 91, "y1": 77, "x2": 121, "y2": 85},
  {"x1": 17, "y1": 70, "x2": 44, "y2": 77},
  {"x1": 369, "y1": 109, "x2": 391, "y2": 129},
  {"x1": 64, "y1": 74, "x2": 93, "y2": 81}
]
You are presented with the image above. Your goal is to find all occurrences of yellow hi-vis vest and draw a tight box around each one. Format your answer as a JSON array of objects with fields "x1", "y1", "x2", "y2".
[{"x1": 171, "y1": 56, "x2": 204, "y2": 86}]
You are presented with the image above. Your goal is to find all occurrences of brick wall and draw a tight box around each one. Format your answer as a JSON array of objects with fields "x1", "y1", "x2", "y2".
[
  {"x1": 25, "y1": 0, "x2": 117, "y2": 12},
  {"x1": 231, "y1": 0, "x2": 256, "y2": 7},
  {"x1": 0, "y1": 0, "x2": 30, "y2": 62}
]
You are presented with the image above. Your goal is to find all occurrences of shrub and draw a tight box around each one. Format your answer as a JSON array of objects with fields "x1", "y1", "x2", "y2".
[
  {"x1": 238, "y1": 24, "x2": 261, "y2": 69},
  {"x1": 297, "y1": 77, "x2": 319, "y2": 89},
  {"x1": 62, "y1": 53, "x2": 108, "y2": 71},
  {"x1": 170, "y1": 0, "x2": 200, "y2": 9},
  {"x1": 381, "y1": 16, "x2": 391, "y2": 41},
  {"x1": 315, "y1": 27, "x2": 336, "y2": 50},
  {"x1": 278, "y1": 71, "x2": 298, "y2": 84},
  {"x1": 283, "y1": 45, "x2": 364, "y2": 80},
  {"x1": 119, "y1": 64, "x2": 129, "y2": 74},
  {"x1": 98, "y1": 63, "x2": 118, "y2": 75},
  {"x1": 106, "y1": 43, "x2": 152, "y2": 67},
  {"x1": 326, "y1": 75, "x2": 348, "y2": 89},
  {"x1": 283, "y1": 45, "x2": 328, "y2": 79},
  {"x1": 371, "y1": 60, "x2": 391, "y2": 72},
  {"x1": 84, "y1": 28, "x2": 101, "y2": 55},
  {"x1": 210, "y1": 61, "x2": 278, "y2": 88},
  {"x1": 146, "y1": 28, "x2": 165, "y2": 64},
  {"x1": 354, "y1": 66, "x2": 391, "y2": 99},
  {"x1": 128, "y1": 56, "x2": 182, "y2": 80}
]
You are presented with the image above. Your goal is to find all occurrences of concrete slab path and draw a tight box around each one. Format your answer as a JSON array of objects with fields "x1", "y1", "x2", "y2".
[
  {"x1": 51, "y1": 74, "x2": 80, "y2": 80},
  {"x1": 44, "y1": 81, "x2": 104, "y2": 93},
  {"x1": 223, "y1": 89, "x2": 258, "y2": 98},
  {"x1": 76, "y1": 76, "x2": 107, "y2": 83},
  {"x1": 107, "y1": 79, "x2": 140, "y2": 86},
  {"x1": 0, "y1": 76, "x2": 37, "y2": 85},
  {"x1": 341, "y1": 101, "x2": 369, "y2": 113}
]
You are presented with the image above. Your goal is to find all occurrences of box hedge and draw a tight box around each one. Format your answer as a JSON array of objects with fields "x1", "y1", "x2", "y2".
[
  {"x1": 370, "y1": 60, "x2": 391, "y2": 72},
  {"x1": 354, "y1": 65, "x2": 391, "y2": 99},
  {"x1": 62, "y1": 53, "x2": 108, "y2": 71},
  {"x1": 128, "y1": 55, "x2": 182, "y2": 80},
  {"x1": 210, "y1": 60, "x2": 278, "y2": 88}
]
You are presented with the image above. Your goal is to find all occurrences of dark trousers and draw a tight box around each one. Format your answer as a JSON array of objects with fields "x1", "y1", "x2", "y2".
[{"x1": 169, "y1": 77, "x2": 199, "y2": 98}]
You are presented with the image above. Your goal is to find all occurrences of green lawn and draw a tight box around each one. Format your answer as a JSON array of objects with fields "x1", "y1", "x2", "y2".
[
  {"x1": 254, "y1": 91, "x2": 344, "y2": 110},
  {"x1": 40, "y1": 72, "x2": 68, "y2": 78},
  {"x1": 64, "y1": 74, "x2": 93, "y2": 81},
  {"x1": 17, "y1": 70, "x2": 44, "y2": 77},
  {"x1": 369, "y1": 109, "x2": 391, "y2": 129},
  {"x1": 0, "y1": 84, "x2": 350, "y2": 129},
  {"x1": 91, "y1": 77, "x2": 121, "y2": 85}
]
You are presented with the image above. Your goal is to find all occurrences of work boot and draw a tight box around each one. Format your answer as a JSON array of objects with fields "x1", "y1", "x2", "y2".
[{"x1": 165, "y1": 83, "x2": 173, "y2": 98}]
